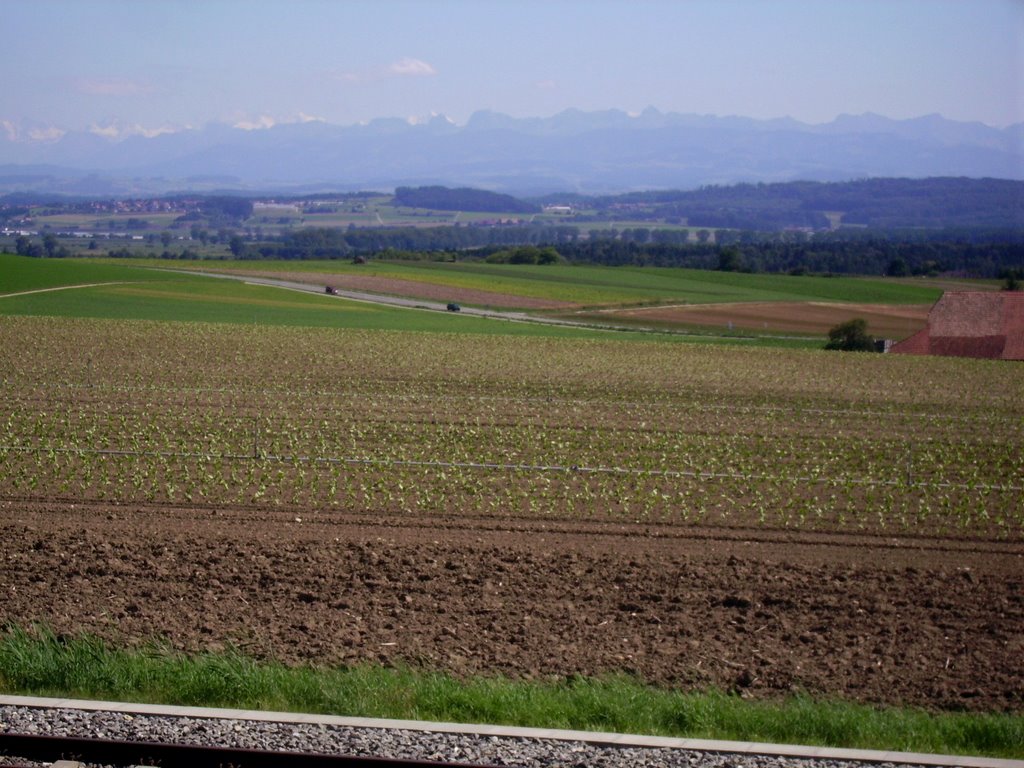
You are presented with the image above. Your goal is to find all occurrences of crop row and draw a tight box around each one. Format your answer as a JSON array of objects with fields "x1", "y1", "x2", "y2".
[
  {"x1": 1, "y1": 446, "x2": 1019, "y2": 539},
  {"x1": 6, "y1": 386, "x2": 1020, "y2": 443},
  {"x1": 2, "y1": 414, "x2": 1019, "y2": 487}
]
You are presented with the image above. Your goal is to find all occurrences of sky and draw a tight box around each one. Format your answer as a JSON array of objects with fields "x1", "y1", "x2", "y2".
[{"x1": 4, "y1": 0, "x2": 1022, "y2": 139}]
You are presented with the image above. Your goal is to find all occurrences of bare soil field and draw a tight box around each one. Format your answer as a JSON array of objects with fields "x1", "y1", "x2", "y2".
[
  {"x1": 2, "y1": 499, "x2": 1021, "y2": 714},
  {"x1": 594, "y1": 302, "x2": 930, "y2": 338}
]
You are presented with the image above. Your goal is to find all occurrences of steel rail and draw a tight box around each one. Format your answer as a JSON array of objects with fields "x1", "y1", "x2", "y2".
[{"x1": 0, "y1": 732, "x2": 500, "y2": 768}]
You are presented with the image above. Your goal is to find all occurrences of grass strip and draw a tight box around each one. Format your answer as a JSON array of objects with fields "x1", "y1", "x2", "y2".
[{"x1": 0, "y1": 627, "x2": 1019, "y2": 758}]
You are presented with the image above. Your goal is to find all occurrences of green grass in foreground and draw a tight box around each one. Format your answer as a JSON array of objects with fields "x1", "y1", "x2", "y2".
[{"x1": 0, "y1": 628, "x2": 1019, "y2": 758}]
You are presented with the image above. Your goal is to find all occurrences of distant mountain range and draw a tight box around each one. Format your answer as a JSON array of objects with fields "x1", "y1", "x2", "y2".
[{"x1": 0, "y1": 108, "x2": 1021, "y2": 196}]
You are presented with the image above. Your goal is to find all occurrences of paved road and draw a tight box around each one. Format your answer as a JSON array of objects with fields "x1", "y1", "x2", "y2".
[
  {"x1": 157, "y1": 267, "x2": 785, "y2": 342},
  {"x1": 166, "y1": 268, "x2": 597, "y2": 329}
]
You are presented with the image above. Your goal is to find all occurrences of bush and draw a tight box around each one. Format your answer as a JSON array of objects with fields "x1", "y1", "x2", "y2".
[{"x1": 824, "y1": 318, "x2": 875, "y2": 352}]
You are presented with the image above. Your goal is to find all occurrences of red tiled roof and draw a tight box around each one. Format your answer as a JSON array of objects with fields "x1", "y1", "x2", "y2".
[
  {"x1": 891, "y1": 291, "x2": 1024, "y2": 360},
  {"x1": 930, "y1": 292, "x2": 1007, "y2": 336},
  {"x1": 1002, "y1": 293, "x2": 1024, "y2": 360},
  {"x1": 930, "y1": 336, "x2": 1006, "y2": 359},
  {"x1": 889, "y1": 328, "x2": 930, "y2": 355}
]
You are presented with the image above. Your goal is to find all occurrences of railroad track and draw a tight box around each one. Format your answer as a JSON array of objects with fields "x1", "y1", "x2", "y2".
[
  {"x1": 0, "y1": 731, "x2": 497, "y2": 768},
  {"x1": 2, "y1": 696, "x2": 1021, "y2": 768}
]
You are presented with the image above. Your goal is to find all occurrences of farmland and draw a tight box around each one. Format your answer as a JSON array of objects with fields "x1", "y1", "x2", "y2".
[
  {"x1": 172, "y1": 258, "x2": 943, "y2": 307},
  {"x1": 1, "y1": 320, "x2": 1020, "y2": 538},
  {"x1": 123, "y1": 257, "x2": 942, "y2": 339},
  {"x1": 1, "y1": 251, "x2": 1022, "y2": 757},
  {"x1": 0, "y1": 254, "x2": 622, "y2": 337},
  {"x1": 0, "y1": 253, "x2": 944, "y2": 342},
  {"x1": 1, "y1": 311, "x2": 1022, "y2": 722}
]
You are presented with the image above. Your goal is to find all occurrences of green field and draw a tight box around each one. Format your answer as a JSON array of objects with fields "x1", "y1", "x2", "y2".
[
  {"x1": 31, "y1": 212, "x2": 183, "y2": 229},
  {"x1": 23, "y1": 199, "x2": 533, "y2": 235},
  {"x1": 0, "y1": 254, "x2": 183, "y2": 294},
  {"x1": 0, "y1": 254, "x2": 946, "y2": 345},
  {"x1": 0, "y1": 254, "x2": 692, "y2": 339},
  {"x1": 150, "y1": 258, "x2": 944, "y2": 308}
]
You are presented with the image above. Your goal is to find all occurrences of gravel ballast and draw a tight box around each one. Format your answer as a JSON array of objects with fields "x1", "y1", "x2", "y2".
[{"x1": 0, "y1": 702, "x2": 952, "y2": 768}]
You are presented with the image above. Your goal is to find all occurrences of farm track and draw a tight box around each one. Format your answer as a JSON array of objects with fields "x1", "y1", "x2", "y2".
[
  {"x1": 0, "y1": 282, "x2": 137, "y2": 299},
  {"x1": 170, "y1": 269, "x2": 588, "y2": 328}
]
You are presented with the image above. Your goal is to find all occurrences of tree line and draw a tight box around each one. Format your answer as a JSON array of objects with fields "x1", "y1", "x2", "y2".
[
  {"x1": 538, "y1": 177, "x2": 1024, "y2": 230},
  {"x1": 13, "y1": 222, "x2": 1020, "y2": 278},
  {"x1": 225, "y1": 226, "x2": 1022, "y2": 278}
]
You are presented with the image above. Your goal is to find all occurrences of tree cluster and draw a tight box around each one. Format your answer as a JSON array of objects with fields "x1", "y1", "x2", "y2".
[
  {"x1": 485, "y1": 246, "x2": 562, "y2": 264},
  {"x1": 394, "y1": 186, "x2": 539, "y2": 214},
  {"x1": 14, "y1": 234, "x2": 69, "y2": 258},
  {"x1": 825, "y1": 319, "x2": 876, "y2": 352}
]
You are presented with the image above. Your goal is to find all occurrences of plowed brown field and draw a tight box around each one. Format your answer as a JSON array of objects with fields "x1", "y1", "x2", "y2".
[
  {"x1": 3, "y1": 500, "x2": 1022, "y2": 713},
  {"x1": 589, "y1": 302, "x2": 930, "y2": 338}
]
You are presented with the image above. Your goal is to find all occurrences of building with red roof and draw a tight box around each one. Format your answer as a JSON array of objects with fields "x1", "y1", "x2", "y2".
[{"x1": 891, "y1": 291, "x2": 1024, "y2": 360}]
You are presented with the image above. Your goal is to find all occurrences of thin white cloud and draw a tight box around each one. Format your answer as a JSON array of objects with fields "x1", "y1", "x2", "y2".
[
  {"x1": 327, "y1": 58, "x2": 437, "y2": 86},
  {"x1": 535, "y1": 79, "x2": 557, "y2": 90},
  {"x1": 76, "y1": 78, "x2": 153, "y2": 97},
  {"x1": 389, "y1": 58, "x2": 437, "y2": 77}
]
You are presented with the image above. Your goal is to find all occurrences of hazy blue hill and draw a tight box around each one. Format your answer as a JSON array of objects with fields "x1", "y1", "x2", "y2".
[{"x1": 0, "y1": 110, "x2": 1020, "y2": 195}]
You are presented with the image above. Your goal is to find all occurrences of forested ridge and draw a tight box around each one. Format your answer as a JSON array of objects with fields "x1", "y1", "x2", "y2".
[{"x1": 537, "y1": 177, "x2": 1024, "y2": 230}]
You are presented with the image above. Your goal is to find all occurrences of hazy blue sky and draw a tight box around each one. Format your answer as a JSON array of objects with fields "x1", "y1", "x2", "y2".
[{"x1": 5, "y1": 0, "x2": 1022, "y2": 137}]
